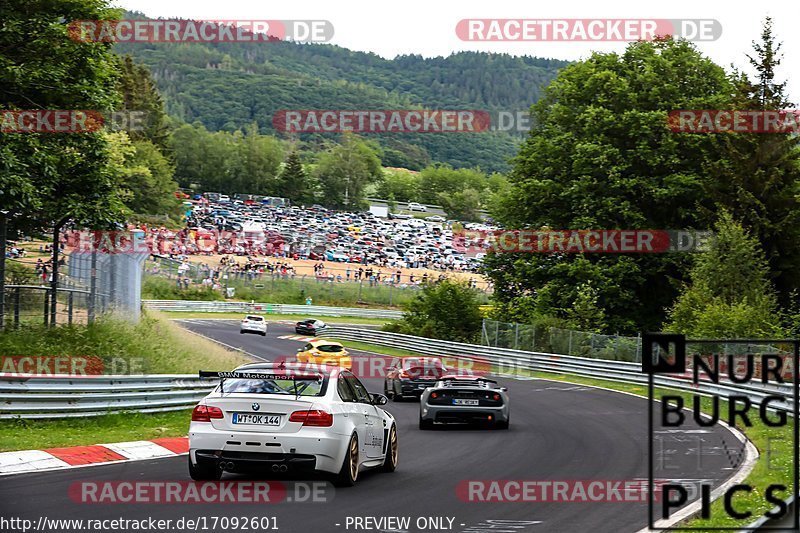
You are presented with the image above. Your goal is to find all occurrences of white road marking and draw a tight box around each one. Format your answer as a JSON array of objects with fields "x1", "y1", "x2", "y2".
[{"x1": 102, "y1": 441, "x2": 175, "y2": 460}]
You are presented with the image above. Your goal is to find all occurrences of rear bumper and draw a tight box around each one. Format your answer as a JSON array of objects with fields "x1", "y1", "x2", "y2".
[
  {"x1": 189, "y1": 426, "x2": 346, "y2": 474},
  {"x1": 194, "y1": 450, "x2": 317, "y2": 472},
  {"x1": 421, "y1": 404, "x2": 508, "y2": 425},
  {"x1": 241, "y1": 326, "x2": 267, "y2": 334},
  {"x1": 398, "y1": 381, "x2": 435, "y2": 397}
]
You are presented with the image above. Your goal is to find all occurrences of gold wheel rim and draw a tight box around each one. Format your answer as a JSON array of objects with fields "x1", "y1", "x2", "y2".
[
  {"x1": 349, "y1": 436, "x2": 358, "y2": 480},
  {"x1": 390, "y1": 428, "x2": 398, "y2": 465}
]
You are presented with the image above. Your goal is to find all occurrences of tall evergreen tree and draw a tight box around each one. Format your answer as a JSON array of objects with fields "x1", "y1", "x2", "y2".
[
  {"x1": 703, "y1": 17, "x2": 800, "y2": 304},
  {"x1": 277, "y1": 150, "x2": 315, "y2": 204}
]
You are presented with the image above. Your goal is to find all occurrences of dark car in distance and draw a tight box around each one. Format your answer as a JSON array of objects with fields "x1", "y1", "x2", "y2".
[
  {"x1": 384, "y1": 357, "x2": 449, "y2": 401},
  {"x1": 295, "y1": 319, "x2": 328, "y2": 335}
]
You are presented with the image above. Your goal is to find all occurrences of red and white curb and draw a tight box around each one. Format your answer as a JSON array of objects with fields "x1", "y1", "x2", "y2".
[{"x1": 0, "y1": 437, "x2": 188, "y2": 476}]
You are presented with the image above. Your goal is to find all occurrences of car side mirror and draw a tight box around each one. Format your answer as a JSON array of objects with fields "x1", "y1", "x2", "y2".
[
  {"x1": 501, "y1": 387, "x2": 508, "y2": 392},
  {"x1": 296, "y1": 348, "x2": 302, "y2": 352},
  {"x1": 371, "y1": 393, "x2": 388, "y2": 406}
]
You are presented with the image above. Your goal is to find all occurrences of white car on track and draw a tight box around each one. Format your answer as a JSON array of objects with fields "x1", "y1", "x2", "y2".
[
  {"x1": 189, "y1": 363, "x2": 398, "y2": 486},
  {"x1": 240, "y1": 315, "x2": 267, "y2": 336}
]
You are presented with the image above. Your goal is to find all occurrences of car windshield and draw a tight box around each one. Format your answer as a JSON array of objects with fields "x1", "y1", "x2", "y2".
[
  {"x1": 316, "y1": 344, "x2": 343, "y2": 353},
  {"x1": 221, "y1": 373, "x2": 327, "y2": 396}
]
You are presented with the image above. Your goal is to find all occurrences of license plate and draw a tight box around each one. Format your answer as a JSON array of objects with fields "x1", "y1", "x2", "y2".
[
  {"x1": 453, "y1": 399, "x2": 479, "y2": 406},
  {"x1": 232, "y1": 413, "x2": 282, "y2": 425}
]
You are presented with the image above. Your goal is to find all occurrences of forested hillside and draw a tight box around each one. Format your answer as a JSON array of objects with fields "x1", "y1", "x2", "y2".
[{"x1": 116, "y1": 16, "x2": 568, "y2": 171}]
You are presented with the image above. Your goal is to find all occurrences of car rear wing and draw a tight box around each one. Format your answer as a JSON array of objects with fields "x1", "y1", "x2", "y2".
[
  {"x1": 199, "y1": 370, "x2": 323, "y2": 380},
  {"x1": 440, "y1": 376, "x2": 498, "y2": 384},
  {"x1": 200, "y1": 370, "x2": 326, "y2": 398}
]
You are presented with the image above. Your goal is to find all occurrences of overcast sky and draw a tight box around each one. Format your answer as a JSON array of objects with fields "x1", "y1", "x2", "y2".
[{"x1": 117, "y1": 0, "x2": 798, "y2": 103}]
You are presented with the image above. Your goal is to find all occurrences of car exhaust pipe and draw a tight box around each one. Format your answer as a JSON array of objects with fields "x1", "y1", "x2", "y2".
[
  {"x1": 221, "y1": 461, "x2": 235, "y2": 471},
  {"x1": 279, "y1": 464, "x2": 288, "y2": 472},
  {"x1": 271, "y1": 464, "x2": 279, "y2": 472}
]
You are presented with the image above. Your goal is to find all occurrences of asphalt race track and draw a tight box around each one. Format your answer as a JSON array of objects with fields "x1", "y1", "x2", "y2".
[{"x1": 0, "y1": 320, "x2": 748, "y2": 533}]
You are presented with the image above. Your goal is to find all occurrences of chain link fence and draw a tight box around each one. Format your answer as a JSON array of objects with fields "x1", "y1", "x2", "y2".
[
  {"x1": 2, "y1": 249, "x2": 146, "y2": 327},
  {"x1": 481, "y1": 319, "x2": 642, "y2": 362},
  {"x1": 144, "y1": 255, "x2": 490, "y2": 308}
]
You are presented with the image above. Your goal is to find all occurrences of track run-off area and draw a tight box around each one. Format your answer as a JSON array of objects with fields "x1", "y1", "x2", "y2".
[{"x1": 0, "y1": 319, "x2": 749, "y2": 533}]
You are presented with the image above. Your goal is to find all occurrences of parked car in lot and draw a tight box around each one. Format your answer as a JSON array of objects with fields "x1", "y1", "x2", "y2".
[
  {"x1": 296, "y1": 340, "x2": 352, "y2": 369},
  {"x1": 240, "y1": 315, "x2": 267, "y2": 336},
  {"x1": 407, "y1": 202, "x2": 427, "y2": 212},
  {"x1": 190, "y1": 364, "x2": 397, "y2": 485},
  {"x1": 295, "y1": 319, "x2": 328, "y2": 335},
  {"x1": 425, "y1": 215, "x2": 445, "y2": 223}
]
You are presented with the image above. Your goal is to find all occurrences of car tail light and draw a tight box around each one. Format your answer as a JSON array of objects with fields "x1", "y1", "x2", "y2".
[
  {"x1": 493, "y1": 393, "x2": 501, "y2": 401},
  {"x1": 431, "y1": 392, "x2": 438, "y2": 399},
  {"x1": 398, "y1": 370, "x2": 410, "y2": 379},
  {"x1": 289, "y1": 409, "x2": 333, "y2": 427},
  {"x1": 192, "y1": 404, "x2": 223, "y2": 422}
]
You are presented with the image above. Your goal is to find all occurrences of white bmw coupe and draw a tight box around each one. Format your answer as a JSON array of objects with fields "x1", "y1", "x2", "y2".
[{"x1": 189, "y1": 363, "x2": 398, "y2": 486}]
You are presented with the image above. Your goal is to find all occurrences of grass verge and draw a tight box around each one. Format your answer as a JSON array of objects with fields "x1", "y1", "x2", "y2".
[
  {"x1": 0, "y1": 310, "x2": 250, "y2": 374},
  {"x1": 0, "y1": 311, "x2": 251, "y2": 451},
  {"x1": 0, "y1": 411, "x2": 192, "y2": 452}
]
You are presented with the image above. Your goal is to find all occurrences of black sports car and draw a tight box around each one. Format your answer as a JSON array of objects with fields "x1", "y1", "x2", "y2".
[{"x1": 295, "y1": 319, "x2": 328, "y2": 335}]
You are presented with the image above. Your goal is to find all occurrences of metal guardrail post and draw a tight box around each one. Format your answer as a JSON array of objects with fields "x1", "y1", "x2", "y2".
[
  {"x1": 88, "y1": 248, "x2": 97, "y2": 324},
  {"x1": 12, "y1": 287, "x2": 20, "y2": 328},
  {"x1": 68, "y1": 292, "x2": 74, "y2": 325},
  {"x1": 43, "y1": 291, "x2": 50, "y2": 326}
]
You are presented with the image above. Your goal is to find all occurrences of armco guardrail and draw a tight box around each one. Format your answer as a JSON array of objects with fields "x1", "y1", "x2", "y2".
[
  {"x1": 0, "y1": 375, "x2": 218, "y2": 419},
  {"x1": 319, "y1": 327, "x2": 796, "y2": 415},
  {"x1": 143, "y1": 300, "x2": 402, "y2": 319}
]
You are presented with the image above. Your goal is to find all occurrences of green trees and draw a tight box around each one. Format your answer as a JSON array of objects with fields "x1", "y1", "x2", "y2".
[
  {"x1": 313, "y1": 135, "x2": 383, "y2": 209},
  {"x1": 485, "y1": 38, "x2": 735, "y2": 332},
  {"x1": 115, "y1": 25, "x2": 565, "y2": 172},
  {"x1": 171, "y1": 122, "x2": 284, "y2": 195},
  {"x1": 702, "y1": 17, "x2": 800, "y2": 303},
  {"x1": 233, "y1": 124, "x2": 284, "y2": 195},
  {"x1": 389, "y1": 280, "x2": 483, "y2": 343},
  {"x1": 117, "y1": 55, "x2": 170, "y2": 149},
  {"x1": 438, "y1": 189, "x2": 482, "y2": 222},
  {"x1": 666, "y1": 213, "x2": 783, "y2": 338},
  {"x1": 276, "y1": 150, "x2": 316, "y2": 204},
  {"x1": 1, "y1": 0, "x2": 127, "y2": 234},
  {"x1": 376, "y1": 169, "x2": 421, "y2": 203}
]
